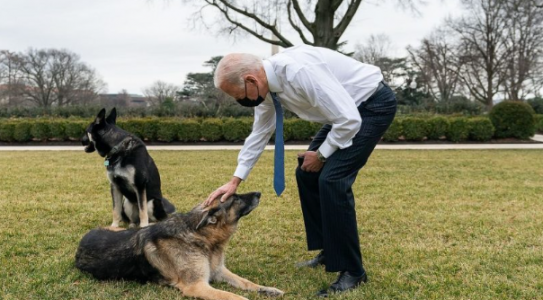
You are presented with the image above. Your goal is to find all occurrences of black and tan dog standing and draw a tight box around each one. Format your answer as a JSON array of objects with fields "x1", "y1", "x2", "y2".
[
  {"x1": 75, "y1": 192, "x2": 284, "y2": 300},
  {"x1": 81, "y1": 108, "x2": 175, "y2": 228}
]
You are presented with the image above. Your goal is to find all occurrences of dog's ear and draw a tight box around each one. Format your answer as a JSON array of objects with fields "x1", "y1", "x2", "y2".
[
  {"x1": 106, "y1": 107, "x2": 117, "y2": 125},
  {"x1": 95, "y1": 108, "x2": 106, "y2": 125},
  {"x1": 196, "y1": 211, "x2": 218, "y2": 230}
]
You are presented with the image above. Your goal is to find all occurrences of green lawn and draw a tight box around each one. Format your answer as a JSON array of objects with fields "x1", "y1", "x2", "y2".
[{"x1": 1, "y1": 150, "x2": 543, "y2": 300}]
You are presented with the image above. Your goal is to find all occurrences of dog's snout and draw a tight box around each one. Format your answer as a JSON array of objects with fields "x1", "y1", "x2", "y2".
[
  {"x1": 254, "y1": 192, "x2": 261, "y2": 199},
  {"x1": 81, "y1": 134, "x2": 89, "y2": 146}
]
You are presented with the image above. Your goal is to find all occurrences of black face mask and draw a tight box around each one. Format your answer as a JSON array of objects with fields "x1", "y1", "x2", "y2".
[{"x1": 236, "y1": 81, "x2": 265, "y2": 107}]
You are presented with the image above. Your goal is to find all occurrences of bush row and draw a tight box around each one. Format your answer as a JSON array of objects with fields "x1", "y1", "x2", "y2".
[
  {"x1": 382, "y1": 116, "x2": 496, "y2": 142},
  {"x1": 0, "y1": 115, "x2": 540, "y2": 144}
]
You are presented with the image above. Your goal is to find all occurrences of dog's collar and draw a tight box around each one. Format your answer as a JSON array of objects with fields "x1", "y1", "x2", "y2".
[{"x1": 104, "y1": 137, "x2": 135, "y2": 167}]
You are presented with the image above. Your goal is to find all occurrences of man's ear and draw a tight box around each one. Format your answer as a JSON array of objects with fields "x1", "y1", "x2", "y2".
[
  {"x1": 95, "y1": 108, "x2": 106, "y2": 125},
  {"x1": 106, "y1": 107, "x2": 117, "y2": 125},
  {"x1": 196, "y1": 212, "x2": 218, "y2": 230}
]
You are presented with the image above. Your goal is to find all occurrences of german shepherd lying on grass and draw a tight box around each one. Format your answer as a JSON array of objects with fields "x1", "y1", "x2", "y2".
[
  {"x1": 75, "y1": 192, "x2": 284, "y2": 300},
  {"x1": 81, "y1": 108, "x2": 175, "y2": 228}
]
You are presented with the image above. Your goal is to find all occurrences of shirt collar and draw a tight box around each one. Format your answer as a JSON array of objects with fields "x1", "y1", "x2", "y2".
[{"x1": 263, "y1": 59, "x2": 283, "y2": 93}]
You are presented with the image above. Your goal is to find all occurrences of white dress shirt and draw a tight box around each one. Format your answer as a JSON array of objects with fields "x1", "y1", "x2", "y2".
[{"x1": 234, "y1": 44, "x2": 383, "y2": 180}]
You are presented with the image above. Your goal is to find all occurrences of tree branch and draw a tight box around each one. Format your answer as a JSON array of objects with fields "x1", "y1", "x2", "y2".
[
  {"x1": 291, "y1": 0, "x2": 314, "y2": 33},
  {"x1": 210, "y1": 1, "x2": 291, "y2": 47},
  {"x1": 332, "y1": 0, "x2": 344, "y2": 12},
  {"x1": 287, "y1": 0, "x2": 313, "y2": 45},
  {"x1": 333, "y1": 0, "x2": 363, "y2": 39},
  {"x1": 208, "y1": 0, "x2": 293, "y2": 47}
]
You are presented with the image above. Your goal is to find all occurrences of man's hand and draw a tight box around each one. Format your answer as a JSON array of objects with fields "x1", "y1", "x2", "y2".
[
  {"x1": 204, "y1": 177, "x2": 242, "y2": 207},
  {"x1": 299, "y1": 151, "x2": 324, "y2": 172}
]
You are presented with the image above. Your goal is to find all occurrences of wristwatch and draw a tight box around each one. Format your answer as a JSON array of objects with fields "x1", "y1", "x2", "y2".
[{"x1": 316, "y1": 150, "x2": 327, "y2": 163}]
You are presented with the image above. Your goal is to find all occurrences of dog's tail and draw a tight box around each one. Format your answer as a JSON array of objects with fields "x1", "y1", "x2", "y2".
[{"x1": 161, "y1": 198, "x2": 176, "y2": 214}]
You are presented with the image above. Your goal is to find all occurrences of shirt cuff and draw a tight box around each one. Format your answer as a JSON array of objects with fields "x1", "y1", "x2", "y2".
[
  {"x1": 234, "y1": 164, "x2": 251, "y2": 181},
  {"x1": 318, "y1": 140, "x2": 338, "y2": 158}
]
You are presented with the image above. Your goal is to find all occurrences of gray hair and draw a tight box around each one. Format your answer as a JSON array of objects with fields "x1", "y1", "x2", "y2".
[{"x1": 214, "y1": 53, "x2": 263, "y2": 89}]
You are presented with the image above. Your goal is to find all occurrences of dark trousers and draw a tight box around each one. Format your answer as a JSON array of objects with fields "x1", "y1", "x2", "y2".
[{"x1": 295, "y1": 83, "x2": 397, "y2": 273}]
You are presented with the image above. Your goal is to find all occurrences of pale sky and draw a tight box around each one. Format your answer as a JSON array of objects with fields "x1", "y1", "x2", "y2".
[{"x1": 0, "y1": 0, "x2": 462, "y2": 94}]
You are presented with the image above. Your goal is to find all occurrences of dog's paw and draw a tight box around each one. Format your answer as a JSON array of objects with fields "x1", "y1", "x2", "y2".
[
  {"x1": 103, "y1": 226, "x2": 126, "y2": 232},
  {"x1": 110, "y1": 222, "x2": 120, "y2": 228},
  {"x1": 258, "y1": 287, "x2": 284, "y2": 297}
]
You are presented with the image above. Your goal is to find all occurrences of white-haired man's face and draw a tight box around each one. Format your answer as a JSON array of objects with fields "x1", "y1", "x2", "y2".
[{"x1": 219, "y1": 74, "x2": 269, "y2": 107}]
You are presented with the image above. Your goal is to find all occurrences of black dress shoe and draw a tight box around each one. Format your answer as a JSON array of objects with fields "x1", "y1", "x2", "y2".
[
  {"x1": 317, "y1": 271, "x2": 368, "y2": 297},
  {"x1": 295, "y1": 250, "x2": 325, "y2": 268}
]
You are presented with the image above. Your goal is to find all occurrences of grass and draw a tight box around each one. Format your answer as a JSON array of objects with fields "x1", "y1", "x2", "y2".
[{"x1": 1, "y1": 149, "x2": 543, "y2": 300}]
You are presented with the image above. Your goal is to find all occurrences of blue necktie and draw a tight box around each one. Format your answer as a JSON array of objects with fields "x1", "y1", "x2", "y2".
[{"x1": 271, "y1": 92, "x2": 285, "y2": 196}]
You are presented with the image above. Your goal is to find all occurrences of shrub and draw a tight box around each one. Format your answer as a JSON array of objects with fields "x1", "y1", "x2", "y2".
[
  {"x1": 535, "y1": 115, "x2": 543, "y2": 133},
  {"x1": 382, "y1": 119, "x2": 403, "y2": 142},
  {"x1": 286, "y1": 119, "x2": 316, "y2": 141},
  {"x1": 141, "y1": 119, "x2": 160, "y2": 141},
  {"x1": 31, "y1": 120, "x2": 51, "y2": 141},
  {"x1": 13, "y1": 121, "x2": 32, "y2": 142},
  {"x1": 156, "y1": 120, "x2": 180, "y2": 142},
  {"x1": 118, "y1": 119, "x2": 144, "y2": 138},
  {"x1": 0, "y1": 121, "x2": 15, "y2": 142},
  {"x1": 426, "y1": 116, "x2": 449, "y2": 140},
  {"x1": 48, "y1": 120, "x2": 67, "y2": 141},
  {"x1": 401, "y1": 117, "x2": 427, "y2": 141},
  {"x1": 65, "y1": 120, "x2": 87, "y2": 141},
  {"x1": 447, "y1": 117, "x2": 470, "y2": 142},
  {"x1": 489, "y1": 101, "x2": 536, "y2": 139},
  {"x1": 222, "y1": 118, "x2": 252, "y2": 142},
  {"x1": 468, "y1": 118, "x2": 495, "y2": 141},
  {"x1": 178, "y1": 119, "x2": 202, "y2": 142},
  {"x1": 201, "y1": 118, "x2": 223, "y2": 142},
  {"x1": 527, "y1": 97, "x2": 543, "y2": 114}
]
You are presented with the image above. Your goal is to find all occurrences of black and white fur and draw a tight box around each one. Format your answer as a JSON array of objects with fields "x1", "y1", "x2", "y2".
[{"x1": 81, "y1": 108, "x2": 175, "y2": 228}]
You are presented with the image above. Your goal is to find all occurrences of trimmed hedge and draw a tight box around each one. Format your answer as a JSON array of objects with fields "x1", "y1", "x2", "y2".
[
  {"x1": 490, "y1": 101, "x2": 536, "y2": 139},
  {"x1": 48, "y1": 120, "x2": 67, "y2": 141},
  {"x1": 201, "y1": 119, "x2": 223, "y2": 142},
  {"x1": 382, "y1": 119, "x2": 402, "y2": 142},
  {"x1": 31, "y1": 120, "x2": 50, "y2": 141},
  {"x1": 0, "y1": 122, "x2": 15, "y2": 142},
  {"x1": 178, "y1": 119, "x2": 202, "y2": 142},
  {"x1": 468, "y1": 118, "x2": 495, "y2": 141},
  {"x1": 156, "y1": 120, "x2": 180, "y2": 142},
  {"x1": 65, "y1": 120, "x2": 87, "y2": 141},
  {"x1": 13, "y1": 122, "x2": 32, "y2": 142},
  {"x1": 426, "y1": 116, "x2": 449, "y2": 140},
  {"x1": 402, "y1": 117, "x2": 427, "y2": 141},
  {"x1": 0, "y1": 115, "x2": 537, "y2": 144},
  {"x1": 447, "y1": 118, "x2": 470, "y2": 142},
  {"x1": 222, "y1": 118, "x2": 252, "y2": 142}
]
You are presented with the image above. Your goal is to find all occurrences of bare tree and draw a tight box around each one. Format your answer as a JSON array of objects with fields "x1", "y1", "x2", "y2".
[
  {"x1": 354, "y1": 34, "x2": 407, "y2": 86},
  {"x1": 501, "y1": 0, "x2": 543, "y2": 100},
  {"x1": 185, "y1": 0, "x2": 425, "y2": 50},
  {"x1": 15, "y1": 49, "x2": 57, "y2": 107},
  {"x1": 13, "y1": 48, "x2": 105, "y2": 108},
  {"x1": 448, "y1": 0, "x2": 510, "y2": 110},
  {"x1": 407, "y1": 28, "x2": 463, "y2": 103},
  {"x1": 49, "y1": 49, "x2": 106, "y2": 106},
  {"x1": 355, "y1": 34, "x2": 393, "y2": 65},
  {"x1": 0, "y1": 50, "x2": 26, "y2": 106},
  {"x1": 142, "y1": 80, "x2": 180, "y2": 106}
]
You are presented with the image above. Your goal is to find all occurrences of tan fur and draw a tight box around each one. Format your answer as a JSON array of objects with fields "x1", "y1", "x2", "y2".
[{"x1": 111, "y1": 196, "x2": 282, "y2": 300}]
